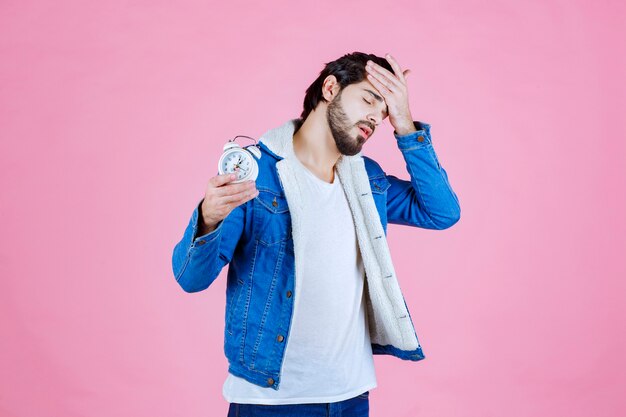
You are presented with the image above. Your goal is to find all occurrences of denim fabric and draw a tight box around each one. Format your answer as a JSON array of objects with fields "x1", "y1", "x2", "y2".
[
  {"x1": 172, "y1": 121, "x2": 461, "y2": 390},
  {"x1": 227, "y1": 391, "x2": 370, "y2": 417}
]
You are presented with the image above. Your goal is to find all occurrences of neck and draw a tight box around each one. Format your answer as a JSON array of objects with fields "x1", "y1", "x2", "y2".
[{"x1": 292, "y1": 108, "x2": 341, "y2": 181}]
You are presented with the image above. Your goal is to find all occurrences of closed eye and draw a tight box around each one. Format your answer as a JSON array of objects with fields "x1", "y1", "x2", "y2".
[{"x1": 363, "y1": 98, "x2": 372, "y2": 105}]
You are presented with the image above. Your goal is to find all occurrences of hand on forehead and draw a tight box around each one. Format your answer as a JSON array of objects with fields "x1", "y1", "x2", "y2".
[{"x1": 364, "y1": 54, "x2": 414, "y2": 127}]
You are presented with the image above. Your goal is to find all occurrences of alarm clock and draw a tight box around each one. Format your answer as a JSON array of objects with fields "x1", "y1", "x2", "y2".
[{"x1": 217, "y1": 135, "x2": 262, "y2": 183}]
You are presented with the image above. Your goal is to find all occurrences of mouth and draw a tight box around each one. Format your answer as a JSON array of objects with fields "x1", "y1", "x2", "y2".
[{"x1": 357, "y1": 124, "x2": 372, "y2": 139}]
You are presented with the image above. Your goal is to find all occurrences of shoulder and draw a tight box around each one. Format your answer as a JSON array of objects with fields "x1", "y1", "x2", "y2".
[{"x1": 362, "y1": 155, "x2": 386, "y2": 178}]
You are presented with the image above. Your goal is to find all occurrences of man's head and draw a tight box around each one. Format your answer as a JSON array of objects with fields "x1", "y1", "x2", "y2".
[{"x1": 298, "y1": 52, "x2": 394, "y2": 156}]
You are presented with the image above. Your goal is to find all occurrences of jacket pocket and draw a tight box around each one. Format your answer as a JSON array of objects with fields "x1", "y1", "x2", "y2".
[
  {"x1": 369, "y1": 175, "x2": 390, "y2": 194},
  {"x1": 253, "y1": 188, "x2": 292, "y2": 245}
]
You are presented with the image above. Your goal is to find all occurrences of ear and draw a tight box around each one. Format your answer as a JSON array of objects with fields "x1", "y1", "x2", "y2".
[{"x1": 322, "y1": 75, "x2": 340, "y2": 101}]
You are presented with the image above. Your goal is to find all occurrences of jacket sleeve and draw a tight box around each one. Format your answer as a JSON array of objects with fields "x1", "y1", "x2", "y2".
[
  {"x1": 386, "y1": 121, "x2": 461, "y2": 230},
  {"x1": 171, "y1": 198, "x2": 245, "y2": 293}
]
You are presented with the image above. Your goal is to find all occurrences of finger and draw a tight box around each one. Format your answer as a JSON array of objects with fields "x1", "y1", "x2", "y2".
[
  {"x1": 209, "y1": 172, "x2": 239, "y2": 188},
  {"x1": 403, "y1": 69, "x2": 411, "y2": 79},
  {"x1": 214, "y1": 180, "x2": 256, "y2": 197},
  {"x1": 219, "y1": 186, "x2": 258, "y2": 205},
  {"x1": 384, "y1": 54, "x2": 407, "y2": 84},
  {"x1": 366, "y1": 60, "x2": 403, "y2": 89},
  {"x1": 365, "y1": 65, "x2": 402, "y2": 92},
  {"x1": 366, "y1": 65, "x2": 401, "y2": 94},
  {"x1": 366, "y1": 72, "x2": 393, "y2": 97},
  {"x1": 221, "y1": 189, "x2": 259, "y2": 210}
]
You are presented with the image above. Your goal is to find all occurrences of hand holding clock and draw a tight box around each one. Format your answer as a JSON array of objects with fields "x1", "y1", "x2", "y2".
[{"x1": 198, "y1": 170, "x2": 259, "y2": 235}]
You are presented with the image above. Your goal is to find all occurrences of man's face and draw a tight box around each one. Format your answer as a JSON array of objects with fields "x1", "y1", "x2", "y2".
[{"x1": 326, "y1": 80, "x2": 389, "y2": 156}]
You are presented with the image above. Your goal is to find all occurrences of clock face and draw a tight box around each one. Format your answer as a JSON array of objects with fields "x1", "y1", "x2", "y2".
[{"x1": 220, "y1": 150, "x2": 252, "y2": 181}]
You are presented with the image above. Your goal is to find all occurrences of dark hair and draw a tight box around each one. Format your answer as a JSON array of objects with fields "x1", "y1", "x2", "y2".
[{"x1": 298, "y1": 52, "x2": 394, "y2": 124}]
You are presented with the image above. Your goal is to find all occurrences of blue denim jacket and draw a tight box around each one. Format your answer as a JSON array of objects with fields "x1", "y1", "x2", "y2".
[{"x1": 172, "y1": 119, "x2": 460, "y2": 390}]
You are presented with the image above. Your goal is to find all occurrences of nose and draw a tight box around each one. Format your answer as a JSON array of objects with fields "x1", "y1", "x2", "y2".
[{"x1": 367, "y1": 113, "x2": 382, "y2": 128}]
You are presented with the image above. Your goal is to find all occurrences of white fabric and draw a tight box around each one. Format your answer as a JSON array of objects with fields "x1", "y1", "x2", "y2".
[
  {"x1": 259, "y1": 119, "x2": 421, "y2": 353},
  {"x1": 222, "y1": 156, "x2": 377, "y2": 405}
]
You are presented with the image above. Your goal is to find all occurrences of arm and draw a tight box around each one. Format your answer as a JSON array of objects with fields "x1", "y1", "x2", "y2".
[
  {"x1": 386, "y1": 121, "x2": 461, "y2": 230},
  {"x1": 171, "y1": 198, "x2": 245, "y2": 292}
]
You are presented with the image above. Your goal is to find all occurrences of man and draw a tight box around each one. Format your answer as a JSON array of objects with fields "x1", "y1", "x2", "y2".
[{"x1": 171, "y1": 52, "x2": 461, "y2": 417}]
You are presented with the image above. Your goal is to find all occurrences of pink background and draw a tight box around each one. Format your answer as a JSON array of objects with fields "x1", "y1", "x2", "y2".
[{"x1": 1, "y1": 1, "x2": 625, "y2": 416}]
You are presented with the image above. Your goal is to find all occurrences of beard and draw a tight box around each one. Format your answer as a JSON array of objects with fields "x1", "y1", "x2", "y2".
[{"x1": 326, "y1": 89, "x2": 367, "y2": 156}]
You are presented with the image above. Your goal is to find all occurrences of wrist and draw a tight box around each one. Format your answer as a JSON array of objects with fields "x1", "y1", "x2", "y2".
[
  {"x1": 394, "y1": 123, "x2": 417, "y2": 136},
  {"x1": 392, "y1": 114, "x2": 417, "y2": 135},
  {"x1": 198, "y1": 203, "x2": 218, "y2": 235}
]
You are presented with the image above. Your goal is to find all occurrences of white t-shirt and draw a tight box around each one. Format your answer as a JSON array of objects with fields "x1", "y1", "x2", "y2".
[{"x1": 222, "y1": 156, "x2": 377, "y2": 405}]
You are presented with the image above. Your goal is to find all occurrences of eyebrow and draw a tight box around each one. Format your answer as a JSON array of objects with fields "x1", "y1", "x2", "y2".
[{"x1": 363, "y1": 88, "x2": 389, "y2": 116}]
